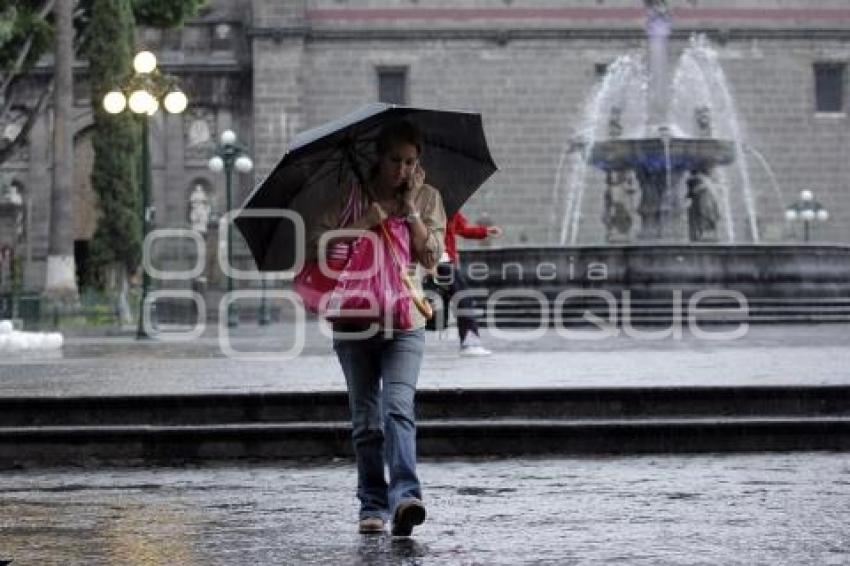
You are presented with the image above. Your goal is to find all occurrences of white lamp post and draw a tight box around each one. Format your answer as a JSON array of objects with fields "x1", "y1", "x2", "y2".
[
  {"x1": 785, "y1": 190, "x2": 828, "y2": 242},
  {"x1": 208, "y1": 130, "x2": 254, "y2": 327}
]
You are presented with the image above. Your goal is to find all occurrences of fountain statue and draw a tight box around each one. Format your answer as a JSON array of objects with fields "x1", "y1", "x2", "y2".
[
  {"x1": 602, "y1": 170, "x2": 638, "y2": 242},
  {"x1": 685, "y1": 170, "x2": 720, "y2": 242}
]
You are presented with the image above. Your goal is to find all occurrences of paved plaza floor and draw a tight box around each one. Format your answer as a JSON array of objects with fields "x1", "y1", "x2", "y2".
[
  {"x1": 0, "y1": 322, "x2": 848, "y2": 397},
  {"x1": 1, "y1": 452, "x2": 848, "y2": 565},
  {"x1": 1, "y1": 324, "x2": 848, "y2": 564}
]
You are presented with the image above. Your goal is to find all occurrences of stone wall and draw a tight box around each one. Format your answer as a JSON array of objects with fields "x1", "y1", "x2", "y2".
[{"x1": 5, "y1": 0, "x2": 850, "y2": 293}]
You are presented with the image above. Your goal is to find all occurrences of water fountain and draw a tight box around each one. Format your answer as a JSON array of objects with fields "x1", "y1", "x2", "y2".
[
  {"x1": 464, "y1": 0, "x2": 850, "y2": 326},
  {"x1": 589, "y1": 2, "x2": 735, "y2": 241},
  {"x1": 560, "y1": 1, "x2": 747, "y2": 245}
]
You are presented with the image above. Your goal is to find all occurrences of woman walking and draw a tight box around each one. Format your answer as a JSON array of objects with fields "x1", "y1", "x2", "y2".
[{"x1": 308, "y1": 120, "x2": 446, "y2": 536}]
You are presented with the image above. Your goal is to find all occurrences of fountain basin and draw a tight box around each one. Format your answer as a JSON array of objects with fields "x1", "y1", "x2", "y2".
[
  {"x1": 461, "y1": 244, "x2": 850, "y2": 299},
  {"x1": 590, "y1": 138, "x2": 736, "y2": 172}
]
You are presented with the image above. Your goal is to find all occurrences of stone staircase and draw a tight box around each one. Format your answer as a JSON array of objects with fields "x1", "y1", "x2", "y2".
[
  {"x1": 2, "y1": 386, "x2": 848, "y2": 467},
  {"x1": 465, "y1": 293, "x2": 850, "y2": 327}
]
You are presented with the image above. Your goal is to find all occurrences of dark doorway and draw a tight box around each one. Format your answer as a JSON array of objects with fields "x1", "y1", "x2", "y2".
[{"x1": 74, "y1": 240, "x2": 89, "y2": 288}]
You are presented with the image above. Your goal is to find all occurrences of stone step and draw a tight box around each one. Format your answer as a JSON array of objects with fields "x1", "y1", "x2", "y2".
[
  {"x1": 150, "y1": 290, "x2": 850, "y2": 326},
  {"x1": 466, "y1": 301, "x2": 850, "y2": 326},
  {"x1": 483, "y1": 314, "x2": 850, "y2": 326},
  {"x1": 451, "y1": 293, "x2": 850, "y2": 326},
  {"x1": 2, "y1": 386, "x2": 847, "y2": 427},
  {"x1": 471, "y1": 300, "x2": 850, "y2": 311},
  {"x1": 475, "y1": 307, "x2": 850, "y2": 316},
  {"x1": 2, "y1": 416, "x2": 849, "y2": 466},
  {"x1": 476, "y1": 302, "x2": 850, "y2": 311},
  {"x1": 471, "y1": 296, "x2": 850, "y2": 305}
]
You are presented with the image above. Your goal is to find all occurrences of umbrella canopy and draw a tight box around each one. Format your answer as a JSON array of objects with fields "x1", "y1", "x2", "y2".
[{"x1": 235, "y1": 103, "x2": 498, "y2": 271}]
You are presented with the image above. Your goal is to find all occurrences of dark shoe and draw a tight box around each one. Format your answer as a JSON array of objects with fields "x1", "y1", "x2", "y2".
[
  {"x1": 391, "y1": 498, "x2": 426, "y2": 537},
  {"x1": 358, "y1": 517, "x2": 385, "y2": 534}
]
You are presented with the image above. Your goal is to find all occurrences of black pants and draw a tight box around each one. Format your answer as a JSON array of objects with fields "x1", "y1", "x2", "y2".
[{"x1": 423, "y1": 262, "x2": 479, "y2": 343}]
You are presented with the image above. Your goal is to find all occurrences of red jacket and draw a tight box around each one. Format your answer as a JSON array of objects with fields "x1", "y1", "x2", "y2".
[{"x1": 445, "y1": 212, "x2": 489, "y2": 263}]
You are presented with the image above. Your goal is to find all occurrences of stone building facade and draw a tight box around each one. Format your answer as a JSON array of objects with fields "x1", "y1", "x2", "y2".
[{"x1": 3, "y1": 0, "x2": 850, "y2": 292}]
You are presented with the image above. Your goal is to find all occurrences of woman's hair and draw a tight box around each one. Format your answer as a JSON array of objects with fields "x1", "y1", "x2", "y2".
[{"x1": 375, "y1": 120, "x2": 424, "y2": 157}]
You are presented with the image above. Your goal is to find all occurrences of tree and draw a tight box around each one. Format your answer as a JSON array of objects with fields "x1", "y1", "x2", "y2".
[
  {"x1": 0, "y1": 0, "x2": 205, "y2": 169},
  {"x1": 0, "y1": 0, "x2": 204, "y2": 293},
  {"x1": 85, "y1": 0, "x2": 139, "y2": 290},
  {"x1": 45, "y1": 0, "x2": 77, "y2": 299},
  {"x1": 0, "y1": 1, "x2": 55, "y2": 167},
  {"x1": 83, "y1": 0, "x2": 205, "y2": 290},
  {"x1": 131, "y1": 0, "x2": 206, "y2": 28}
]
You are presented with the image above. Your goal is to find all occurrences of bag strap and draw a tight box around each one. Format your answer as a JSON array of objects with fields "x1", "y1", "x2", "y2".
[
  {"x1": 379, "y1": 221, "x2": 405, "y2": 270},
  {"x1": 379, "y1": 220, "x2": 433, "y2": 320},
  {"x1": 338, "y1": 182, "x2": 365, "y2": 226}
]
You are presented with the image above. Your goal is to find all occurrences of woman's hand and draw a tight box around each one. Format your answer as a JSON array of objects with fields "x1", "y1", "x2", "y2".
[
  {"x1": 400, "y1": 163, "x2": 425, "y2": 215},
  {"x1": 486, "y1": 225, "x2": 504, "y2": 238},
  {"x1": 411, "y1": 162, "x2": 425, "y2": 190},
  {"x1": 363, "y1": 202, "x2": 388, "y2": 228}
]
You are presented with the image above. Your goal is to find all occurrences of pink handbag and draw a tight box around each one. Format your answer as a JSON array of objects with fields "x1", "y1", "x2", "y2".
[
  {"x1": 293, "y1": 184, "x2": 418, "y2": 328},
  {"x1": 324, "y1": 217, "x2": 413, "y2": 329},
  {"x1": 293, "y1": 183, "x2": 364, "y2": 314}
]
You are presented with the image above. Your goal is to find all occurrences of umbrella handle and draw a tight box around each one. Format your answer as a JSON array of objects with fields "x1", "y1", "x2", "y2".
[{"x1": 401, "y1": 270, "x2": 434, "y2": 319}]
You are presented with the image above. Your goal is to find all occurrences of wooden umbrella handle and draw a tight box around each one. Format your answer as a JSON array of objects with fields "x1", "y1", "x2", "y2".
[{"x1": 401, "y1": 270, "x2": 434, "y2": 319}]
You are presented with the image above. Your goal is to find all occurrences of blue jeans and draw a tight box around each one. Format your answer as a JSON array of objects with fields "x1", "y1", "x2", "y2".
[{"x1": 333, "y1": 328, "x2": 425, "y2": 520}]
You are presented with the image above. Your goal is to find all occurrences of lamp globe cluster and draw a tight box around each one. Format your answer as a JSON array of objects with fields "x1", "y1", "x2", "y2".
[{"x1": 102, "y1": 51, "x2": 187, "y2": 118}]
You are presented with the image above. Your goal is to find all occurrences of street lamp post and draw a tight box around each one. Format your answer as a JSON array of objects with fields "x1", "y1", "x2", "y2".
[
  {"x1": 103, "y1": 51, "x2": 188, "y2": 339},
  {"x1": 208, "y1": 130, "x2": 253, "y2": 328},
  {"x1": 785, "y1": 190, "x2": 829, "y2": 242},
  {"x1": 258, "y1": 279, "x2": 271, "y2": 325}
]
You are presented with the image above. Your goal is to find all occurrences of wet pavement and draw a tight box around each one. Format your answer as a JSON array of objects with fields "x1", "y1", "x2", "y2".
[
  {"x1": 1, "y1": 322, "x2": 849, "y2": 396},
  {"x1": 1, "y1": 452, "x2": 848, "y2": 565},
  {"x1": 1, "y1": 324, "x2": 848, "y2": 563}
]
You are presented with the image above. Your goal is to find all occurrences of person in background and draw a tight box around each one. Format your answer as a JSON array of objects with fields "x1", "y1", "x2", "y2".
[{"x1": 427, "y1": 211, "x2": 503, "y2": 356}]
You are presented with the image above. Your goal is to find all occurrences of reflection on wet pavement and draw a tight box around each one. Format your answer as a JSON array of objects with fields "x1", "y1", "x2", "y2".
[{"x1": 1, "y1": 453, "x2": 848, "y2": 565}]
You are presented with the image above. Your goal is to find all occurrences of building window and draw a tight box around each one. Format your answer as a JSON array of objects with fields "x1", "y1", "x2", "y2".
[
  {"x1": 814, "y1": 63, "x2": 846, "y2": 113},
  {"x1": 211, "y1": 23, "x2": 233, "y2": 51},
  {"x1": 184, "y1": 25, "x2": 210, "y2": 53},
  {"x1": 161, "y1": 28, "x2": 182, "y2": 51},
  {"x1": 377, "y1": 68, "x2": 407, "y2": 105},
  {"x1": 595, "y1": 63, "x2": 609, "y2": 80}
]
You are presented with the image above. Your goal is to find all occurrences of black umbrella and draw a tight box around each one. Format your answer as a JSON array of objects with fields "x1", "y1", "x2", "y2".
[{"x1": 234, "y1": 103, "x2": 498, "y2": 271}]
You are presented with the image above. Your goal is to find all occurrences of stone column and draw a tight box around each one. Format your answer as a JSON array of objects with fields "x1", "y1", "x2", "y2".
[{"x1": 644, "y1": 0, "x2": 671, "y2": 134}]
